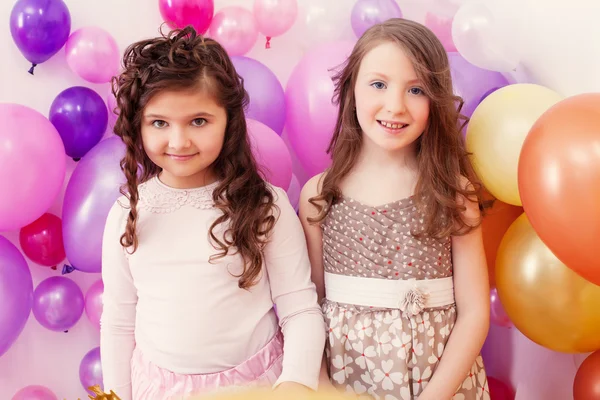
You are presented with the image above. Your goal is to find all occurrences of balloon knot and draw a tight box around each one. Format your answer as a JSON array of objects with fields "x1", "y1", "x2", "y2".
[
  {"x1": 265, "y1": 37, "x2": 271, "y2": 49},
  {"x1": 62, "y1": 264, "x2": 76, "y2": 275},
  {"x1": 28, "y1": 63, "x2": 37, "y2": 75},
  {"x1": 73, "y1": 157, "x2": 81, "y2": 162}
]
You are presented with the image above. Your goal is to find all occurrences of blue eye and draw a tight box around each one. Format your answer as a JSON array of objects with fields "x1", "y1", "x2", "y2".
[
  {"x1": 409, "y1": 87, "x2": 424, "y2": 95},
  {"x1": 370, "y1": 81, "x2": 387, "y2": 90},
  {"x1": 192, "y1": 118, "x2": 207, "y2": 127},
  {"x1": 152, "y1": 120, "x2": 168, "y2": 128}
]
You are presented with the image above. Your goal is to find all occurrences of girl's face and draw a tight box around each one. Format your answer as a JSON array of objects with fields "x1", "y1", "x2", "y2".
[
  {"x1": 353, "y1": 41, "x2": 430, "y2": 154},
  {"x1": 141, "y1": 87, "x2": 227, "y2": 189}
]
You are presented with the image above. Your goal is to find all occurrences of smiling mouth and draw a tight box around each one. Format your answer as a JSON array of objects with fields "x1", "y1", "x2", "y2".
[
  {"x1": 166, "y1": 153, "x2": 198, "y2": 160},
  {"x1": 378, "y1": 120, "x2": 409, "y2": 129}
]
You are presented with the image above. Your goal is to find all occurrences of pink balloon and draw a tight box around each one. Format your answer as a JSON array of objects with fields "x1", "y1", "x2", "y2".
[
  {"x1": 253, "y1": 0, "x2": 298, "y2": 38},
  {"x1": 247, "y1": 119, "x2": 292, "y2": 191},
  {"x1": 287, "y1": 174, "x2": 301, "y2": 212},
  {"x1": 159, "y1": 0, "x2": 214, "y2": 34},
  {"x1": 0, "y1": 104, "x2": 66, "y2": 231},
  {"x1": 12, "y1": 385, "x2": 57, "y2": 400},
  {"x1": 425, "y1": 12, "x2": 456, "y2": 52},
  {"x1": 285, "y1": 41, "x2": 355, "y2": 177},
  {"x1": 488, "y1": 376, "x2": 515, "y2": 400},
  {"x1": 208, "y1": 6, "x2": 258, "y2": 56},
  {"x1": 85, "y1": 280, "x2": 103, "y2": 331},
  {"x1": 490, "y1": 287, "x2": 512, "y2": 328},
  {"x1": 65, "y1": 27, "x2": 120, "y2": 84}
]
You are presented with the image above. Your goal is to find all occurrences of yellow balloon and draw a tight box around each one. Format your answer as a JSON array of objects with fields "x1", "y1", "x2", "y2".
[
  {"x1": 496, "y1": 213, "x2": 600, "y2": 352},
  {"x1": 466, "y1": 84, "x2": 562, "y2": 206}
]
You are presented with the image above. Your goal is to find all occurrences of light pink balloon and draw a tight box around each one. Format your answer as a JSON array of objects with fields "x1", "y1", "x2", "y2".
[
  {"x1": 12, "y1": 385, "x2": 57, "y2": 400},
  {"x1": 490, "y1": 287, "x2": 512, "y2": 328},
  {"x1": 286, "y1": 174, "x2": 300, "y2": 211},
  {"x1": 247, "y1": 119, "x2": 292, "y2": 190},
  {"x1": 425, "y1": 12, "x2": 456, "y2": 52},
  {"x1": 65, "y1": 27, "x2": 120, "y2": 84},
  {"x1": 208, "y1": 6, "x2": 258, "y2": 56},
  {"x1": 253, "y1": 0, "x2": 298, "y2": 38},
  {"x1": 85, "y1": 280, "x2": 103, "y2": 331},
  {"x1": 0, "y1": 104, "x2": 66, "y2": 231}
]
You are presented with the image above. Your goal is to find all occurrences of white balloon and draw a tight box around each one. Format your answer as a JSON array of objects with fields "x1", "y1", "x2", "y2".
[
  {"x1": 428, "y1": 0, "x2": 468, "y2": 18},
  {"x1": 293, "y1": 0, "x2": 354, "y2": 49}
]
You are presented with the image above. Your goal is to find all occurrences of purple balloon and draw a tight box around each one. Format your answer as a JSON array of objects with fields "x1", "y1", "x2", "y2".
[
  {"x1": 32, "y1": 276, "x2": 84, "y2": 332},
  {"x1": 80, "y1": 347, "x2": 103, "y2": 394},
  {"x1": 9, "y1": 0, "x2": 71, "y2": 73},
  {"x1": 49, "y1": 86, "x2": 108, "y2": 160},
  {"x1": 12, "y1": 385, "x2": 58, "y2": 400},
  {"x1": 62, "y1": 137, "x2": 126, "y2": 273},
  {"x1": 232, "y1": 56, "x2": 286, "y2": 135},
  {"x1": 85, "y1": 280, "x2": 103, "y2": 331},
  {"x1": 351, "y1": 0, "x2": 402, "y2": 38},
  {"x1": 0, "y1": 236, "x2": 33, "y2": 357}
]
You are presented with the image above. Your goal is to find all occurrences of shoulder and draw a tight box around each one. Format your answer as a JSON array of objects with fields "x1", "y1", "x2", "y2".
[
  {"x1": 456, "y1": 175, "x2": 480, "y2": 220},
  {"x1": 104, "y1": 195, "x2": 130, "y2": 236},
  {"x1": 300, "y1": 172, "x2": 326, "y2": 205}
]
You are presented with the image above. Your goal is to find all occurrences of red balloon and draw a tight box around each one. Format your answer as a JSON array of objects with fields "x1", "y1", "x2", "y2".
[
  {"x1": 19, "y1": 213, "x2": 65, "y2": 267},
  {"x1": 488, "y1": 376, "x2": 515, "y2": 400},
  {"x1": 518, "y1": 93, "x2": 600, "y2": 285},
  {"x1": 158, "y1": 0, "x2": 214, "y2": 34},
  {"x1": 574, "y1": 351, "x2": 600, "y2": 400}
]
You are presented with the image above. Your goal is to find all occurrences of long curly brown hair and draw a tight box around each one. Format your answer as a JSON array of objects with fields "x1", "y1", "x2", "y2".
[
  {"x1": 111, "y1": 26, "x2": 275, "y2": 289},
  {"x1": 309, "y1": 18, "x2": 486, "y2": 238}
]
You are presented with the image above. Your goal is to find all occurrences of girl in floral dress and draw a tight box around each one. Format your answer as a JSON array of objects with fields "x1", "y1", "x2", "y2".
[{"x1": 299, "y1": 19, "x2": 490, "y2": 400}]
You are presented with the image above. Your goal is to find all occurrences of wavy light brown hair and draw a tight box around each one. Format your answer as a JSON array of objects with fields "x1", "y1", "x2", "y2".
[
  {"x1": 111, "y1": 26, "x2": 275, "y2": 289},
  {"x1": 309, "y1": 18, "x2": 486, "y2": 238}
]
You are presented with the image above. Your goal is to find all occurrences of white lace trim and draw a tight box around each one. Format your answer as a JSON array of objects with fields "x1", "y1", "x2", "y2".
[{"x1": 138, "y1": 176, "x2": 219, "y2": 213}]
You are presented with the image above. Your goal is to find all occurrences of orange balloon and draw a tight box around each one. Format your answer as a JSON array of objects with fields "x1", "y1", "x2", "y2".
[
  {"x1": 574, "y1": 350, "x2": 600, "y2": 400},
  {"x1": 518, "y1": 93, "x2": 600, "y2": 285}
]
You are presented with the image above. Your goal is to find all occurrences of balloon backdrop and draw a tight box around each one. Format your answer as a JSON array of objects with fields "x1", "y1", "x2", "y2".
[
  {"x1": 79, "y1": 347, "x2": 103, "y2": 394},
  {"x1": 574, "y1": 350, "x2": 600, "y2": 400},
  {"x1": 159, "y1": 0, "x2": 214, "y2": 34},
  {"x1": 62, "y1": 137, "x2": 126, "y2": 273},
  {"x1": 32, "y1": 276, "x2": 84, "y2": 332},
  {"x1": 297, "y1": 1, "x2": 352, "y2": 47},
  {"x1": 490, "y1": 287, "x2": 512, "y2": 328},
  {"x1": 519, "y1": 93, "x2": 600, "y2": 286},
  {"x1": 208, "y1": 7, "x2": 258, "y2": 56},
  {"x1": 9, "y1": 0, "x2": 71, "y2": 73},
  {"x1": 488, "y1": 376, "x2": 515, "y2": 400},
  {"x1": 65, "y1": 27, "x2": 120, "y2": 84},
  {"x1": 49, "y1": 86, "x2": 108, "y2": 160},
  {"x1": 496, "y1": 214, "x2": 600, "y2": 353},
  {"x1": 253, "y1": 0, "x2": 297, "y2": 46},
  {"x1": 247, "y1": 119, "x2": 292, "y2": 190},
  {"x1": 466, "y1": 84, "x2": 562, "y2": 206},
  {"x1": 0, "y1": 104, "x2": 66, "y2": 232},
  {"x1": 19, "y1": 213, "x2": 66, "y2": 267},
  {"x1": 286, "y1": 174, "x2": 301, "y2": 212},
  {"x1": 11, "y1": 385, "x2": 58, "y2": 400},
  {"x1": 0, "y1": 236, "x2": 34, "y2": 357},
  {"x1": 425, "y1": 12, "x2": 455, "y2": 52},
  {"x1": 85, "y1": 280, "x2": 103, "y2": 331},
  {"x1": 350, "y1": 0, "x2": 402, "y2": 38}
]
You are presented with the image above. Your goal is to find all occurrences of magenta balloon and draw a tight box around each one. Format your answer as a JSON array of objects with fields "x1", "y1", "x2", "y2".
[
  {"x1": 247, "y1": 119, "x2": 292, "y2": 190},
  {"x1": 0, "y1": 104, "x2": 66, "y2": 231},
  {"x1": 12, "y1": 385, "x2": 58, "y2": 400},
  {"x1": 85, "y1": 280, "x2": 103, "y2": 331},
  {"x1": 0, "y1": 236, "x2": 33, "y2": 357},
  {"x1": 488, "y1": 376, "x2": 515, "y2": 400},
  {"x1": 32, "y1": 276, "x2": 84, "y2": 332},
  {"x1": 62, "y1": 137, "x2": 126, "y2": 273},
  {"x1": 285, "y1": 41, "x2": 355, "y2": 177},
  {"x1": 159, "y1": 0, "x2": 214, "y2": 34},
  {"x1": 80, "y1": 346, "x2": 103, "y2": 394}
]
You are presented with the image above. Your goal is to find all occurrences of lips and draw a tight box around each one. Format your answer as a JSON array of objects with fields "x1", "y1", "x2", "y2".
[
  {"x1": 378, "y1": 120, "x2": 409, "y2": 129},
  {"x1": 166, "y1": 153, "x2": 198, "y2": 161}
]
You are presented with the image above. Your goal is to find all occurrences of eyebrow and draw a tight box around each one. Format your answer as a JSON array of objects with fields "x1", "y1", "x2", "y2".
[{"x1": 144, "y1": 112, "x2": 214, "y2": 119}]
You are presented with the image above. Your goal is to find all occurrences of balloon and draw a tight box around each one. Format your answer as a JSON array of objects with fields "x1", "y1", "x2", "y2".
[
  {"x1": 231, "y1": 56, "x2": 286, "y2": 135},
  {"x1": 425, "y1": 12, "x2": 455, "y2": 52},
  {"x1": 12, "y1": 385, "x2": 58, "y2": 400},
  {"x1": 488, "y1": 377, "x2": 515, "y2": 400},
  {"x1": 247, "y1": 119, "x2": 292, "y2": 191},
  {"x1": 80, "y1": 347, "x2": 103, "y2": 394},
  {"x1": 158, "y1": 0, "x2": 214, "y2": 34},
  {"x1": 106, "y1": 89, "x2": 118, "y2": 132},
  {"x1": 32, "y1": 276, "x2": 84, "y2": 332},
  {"x1": 465, "y1": 84, "x2": 562, "y2": 206},
  {"x1": 62, "y1": 137, "x2": 126, "y2": 273},
  {"x1": 428, "y1": 0, "x2": 467, "y2": 18},
  {"x1": 0, "y1": 236, "x2": 33, "y2": 357},
  {"x1": 490, "y1": 287, "x2": 512, "y2": 328},
  {"x1": 285, "y1": 41, "x2": 355, "y2": 176},
  {"x1": 496, "y1": 214, "x2": 600, "y2": 353},
  {"x1": 49, "y1": 86, "x2": 108, "y2": 160},
  {"x1": 0, "y1": 104, "x2": 66, "y2": 231},
  {"x1": 287, "y1": 174, "x2": 301, "y2": 212},
  {"x1": 65, "y1": 27, "x2": 120, "y2": 84},
  {"x1": 208, "y1": 7, "x2": 258, "y2": 56},
  {"x1": 19, "y1": 213, "x2": 66, "y2": 267},
  {"x1": 574, "y1": 350, "x2": 600, "y2": 400},
  {"x1": 85, "y1": 280, "x2": 103, "y2": 331},
  {"x1": 518, "y1": 93, "x2": 600, "y2": 286},
  {"x1": 296, "y1": 0, "x2": 353, "y2": 48},
  {"x1": 350, "y1": 0, "x2": 402, "y2": 38},
  {"x1": 9, "y1": 0, "x2": 71, "y2": 73},
  {"x1": 253, "y1": 0, "x2": 298, "y2": 45}
]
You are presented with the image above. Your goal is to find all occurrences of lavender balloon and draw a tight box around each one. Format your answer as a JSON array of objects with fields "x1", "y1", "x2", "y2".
[
  {"x1": 62, "y1": 137, "x2": 126, "y2": 273},
  {"x1": 12, "y1": 385, "x2": 58, "y2": 400},
  {"x1": 32, "y1": 276, "x2": 84, "y2": 332},
  {"x1": 85, "y1": 280, "x2": 103, "y2": 330},
  {"x1": 232, "y1": 56, "x2": 286, "y2": 135},
  {"x1": 0, "y1": 236, "x2": 33, "y2": 357},
  {"x1": 351, "y1": 0, "x2": 402, "y2": 38},
  {"x1": 49, "y1": 86, "x2": 108, "y2": 160},
  {"x1": 10, "y1": 0, "x2": 71, "y2": 74},
  {"x1": 80, "y1": 347, "x2": 103, "y2": 394}
]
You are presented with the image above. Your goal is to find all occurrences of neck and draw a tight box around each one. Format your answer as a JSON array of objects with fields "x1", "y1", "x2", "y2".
[
  {"x1": 355, "y1": 138, "x2": 419, "y2": 174},
  {"x1": 158, "y1": 168, "x2": 218, "y2": 189}
]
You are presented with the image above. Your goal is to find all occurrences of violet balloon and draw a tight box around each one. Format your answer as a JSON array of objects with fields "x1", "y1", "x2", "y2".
[
  {"x1": 159, "y1": 0, "x2": 214, "y2": 34},
  {"x1": 247, "y1": 119, "x2": 292, "y2": 190},
  {"x1": 85, "y1": 280, "x2": 103, "y2": 331},
  {"x1": 80, "y1": 347, "x2": 103, "y2": 394},
  {"x1": 49, "y1": 86, "x2": 108, "y2": 160},
  {"x1": 32, "y1": 276, "x2": 84, "y2": 332},
  {"x1": 232, "y1": 56, "x2": 286, "y2": 135},
  {"x1": 0, "y1": 104, "x2": 66, "y2": 232},
  {"x1": 351, "y1": 0, "x2": 402, "y2": 38},
  {"x1": 12, "y1": 385, "x2": 58, "y2": 400},
  {"x1": 9, "y1": 0, "x2": 71, "y2": 74},
  {"x1": 65, "y1": 27, "x2": 120, "y2": 84},
  {"x1": 0, "y1": 236, "x2": 33, "y2": 357},
  {"x1": 209, "y1": 7, "x2": 258, "y2": 56},
  {"x1": 62, "y1": 137, "x2": 126, "y2": 273}
]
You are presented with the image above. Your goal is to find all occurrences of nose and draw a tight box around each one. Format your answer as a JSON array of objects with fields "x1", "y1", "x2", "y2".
[
  {"x1": 386, "y1": 88, "x2": 407, "y2": 115},
  {"x1": 168, "y1": 126, "x2": 191, "y2": 150}
]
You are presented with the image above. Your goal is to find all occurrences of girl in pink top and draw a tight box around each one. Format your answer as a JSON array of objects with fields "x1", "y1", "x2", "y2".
[{"x1": 100, "y1": 27, "x2": 325, "y2": 400}]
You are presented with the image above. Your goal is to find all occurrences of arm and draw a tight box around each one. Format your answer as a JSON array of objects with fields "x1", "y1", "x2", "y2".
[
  {"x1": 100, "y1": 200, "x2": 138, "y2": 400},
  {"x1": 418, "y1": 182, "x2": 490, "y2": 400},
  {"x1": 265, "y1": 187, "x2": 326, "y2": 391}
]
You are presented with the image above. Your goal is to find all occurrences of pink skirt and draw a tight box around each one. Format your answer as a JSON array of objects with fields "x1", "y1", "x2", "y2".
[{"x1": 131, "y1": 332, "x2": 284, "y2": 400}]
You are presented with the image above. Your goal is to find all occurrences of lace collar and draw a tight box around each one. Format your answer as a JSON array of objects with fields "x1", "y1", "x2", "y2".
[{"x1": 138, "y1": 176, "x2": 219, "y2": 214}]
